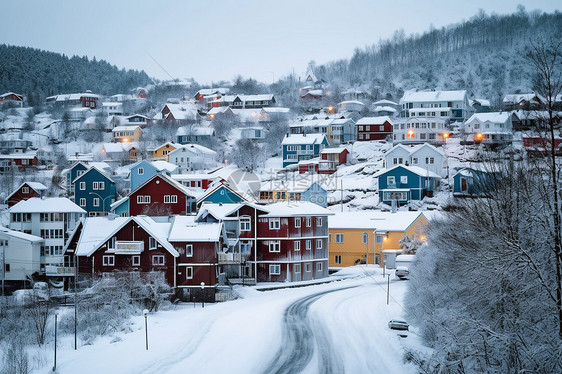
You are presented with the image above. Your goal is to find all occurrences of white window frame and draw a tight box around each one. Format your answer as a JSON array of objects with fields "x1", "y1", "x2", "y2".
[
  {"x1": 335, "y1": 255, "x2": 342, "y2": 264},
  {"x1": 294, "y1": 264, "x2": 301, "y2": 273},
  {"x1": 240, "y1": 216, "x2": 251, "y2": 231},
  {"x1": 306, "y1": 240, "x2": 311, "y2": 250},
  {"x1": 269, "y1": 264, "x2": 281, "y2": 275},
  {"x1": 269, "y1": 241, "x2": 281, "y2": 253},
  {"x1": 93, "y1": 197, "x2": 100, "y2": 207},
  {"x1": 79, "y1": 182, "x2": 86, "y2": 190},
  {"x1": 387, "y1": 176, "x2": 396, "y2": 185},
  {"x1": 152, "y1": 255, "x2": 165, "y2": 266},
  {"x1": 79, "y1": 198, "x2": 86, "y2": 207},
  {"x1": 376, "y1": 235, "x2": 383, "y2": 244},
  {"x1": 316, "y1": 239, "x2": 322, "y2": 250},
  {"x1": 316, "y1": 217, "x2": 322, "y2": 227},
  {"x1": 317, "y1": 262, "x2": 322, "y2": 272},
  {"x1": 269, "y1": 218, "x2": 280, "y2": 230},
  {"x1": 294, "y1": 217, "x2": 301, "y2": 228},
  {"x1": 305, "y1": 217, "x2": 311, "y2": 227},
  {"x1": 149, "y1": 237, "x2": 157, "y2": 249},
  {"x1": 335, "y1": 233, "x2": 344, "y2": 243},
  {"x1": 185, "y1": 244, "x2": 193, "y2": 257},
  {"x1": 164, "y1": 195, "x2": 177, "y2": 204},
  {"x1": 186, "y1": 266, "x2": 193, "y2": 279},
  {"x1": 137, "y1": 195, "x2": 150, "y2": 204},
  {"x1": 294, "y1": 241, "x2": 300, "y2": 251},
  {"x1": 22, "y1": 186, "x2": 29, "y2": 194},
  {"x1": 305, "y1": 263, "x2": 312, "y2": 272},
  {"x1": 132, "y1": 256, "x2": 140, "y2": 266},
  {"x1": 138, "y1": 167, "x2": 144, "y2": 175},
  {"x1": 102, "y1": 255, "x2": 115, "y2": 266}
]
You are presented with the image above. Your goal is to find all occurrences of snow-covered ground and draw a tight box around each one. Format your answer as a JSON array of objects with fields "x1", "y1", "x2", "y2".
[{"x1": 31, "y1": 267, "x2": 423, "y2": 374}]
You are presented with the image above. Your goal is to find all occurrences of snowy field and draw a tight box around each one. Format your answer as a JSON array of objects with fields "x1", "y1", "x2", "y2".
[{"x1": 31, "y1": 267, "x2": 422, "y2": 374}]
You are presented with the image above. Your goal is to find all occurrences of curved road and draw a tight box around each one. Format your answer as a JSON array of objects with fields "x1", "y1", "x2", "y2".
[{"x1": 263, "y1": 286, "x2": 358, "y2": 374}]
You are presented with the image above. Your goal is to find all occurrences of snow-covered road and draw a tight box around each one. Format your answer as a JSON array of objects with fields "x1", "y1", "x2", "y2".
[{"x1": 38, "y1": 267, "x2": 421, "y2": 374}]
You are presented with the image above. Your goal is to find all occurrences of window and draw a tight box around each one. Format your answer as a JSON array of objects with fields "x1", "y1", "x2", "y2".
[
  {"x1": 79, "y1": 182, "x2": 86, "y2": 190},
  {"x1": 412, "y1": 157, "x2": 418, "y2": 165},
  {"x1": 294, "y1": 264, "x2": 301, "y2": 273},
  {"x1": 305, "y1": 263, "x2": 312, "y2": 272},
  {"x1": 22, "y1": 186, "x2": 29, "y2": 194},
  {"x1": 185, "y1": 244, "x2": 193, "y2": 257},
  {"x1": 137, "y1": 195, "x2": 150, "y2": 204},
  {"x1": 164, "y1": 195, "x2": 177, "y2": 203},
  {"x1": 93, "y1": 198, "x2": 100, "y2": 207},
  {"x1": 335, "y1": 255, "x2": 342, "y2": 265},
  {"x1": 240, "y1": 216, "x2": 251, "y2": 231},
  {"x1": 387, "y1": 176, "x2": 396, "y2": 185},
  {"x1": 317, "y1": 262, "x2": 322, "y2": 272},
  {"x1": 138, "y1": 168, "x2": 144, "y2": 175},
  {"x1": 269, "y1": 218, "x2": 280, "y2": 230},
  {"x1": 269, "y1": 241, "x2": 280, "y2": 252},
  {"x1": 376, "y1": 235, "x2": 383, "y2": 244},
  {"x1": 102, "y1": 255, "x2": 115, "y2": 266},
  {"x1": 294, "y1": 241, "x2": 300, "y2": 251},
  {"x1": 306, "y1": 240, "x2": 311, "y2": 250},
  {"x1": 149, "y1": 237, "x2": 157, "y2": 249},
  {"x1": 152, "y1": 255, "x2": 165, "y2": 265},
  {"x1": 295, "y1": 217, "x2": 301, "y2": 228},
  {"x1": 400, "y1": 176, "x2": 408, "y2": 184},
  {"x1": 316, "y1": 217, "x2": 322, "y2": 227},
  {"x1": 305, "y1": 217, "x2": 311, "y2": 227},
  {"x1": 269, "y1": 264, "x2": 281, "y2": 275},
  {"x1": 132, "y1": 256, "x2": 140, "y2": 266},
  {"x1": 5, "y1": 264, "x2": 10, "y2": 272},
  {"x1": 316, "y1": 239, "x2": 322, "y2": 249},
  {"x1": 99, "y1": 181, "x2": 105, "y2": 190},
  {"x1": 335, "y1": 234, "x2": 344, "y2": 243},
  {"x1": 186, "y1": 266, "x2": 193, "y2": 279},
  {"x1": 79, "y1": 198, "x2": 86, "y2": 207}
]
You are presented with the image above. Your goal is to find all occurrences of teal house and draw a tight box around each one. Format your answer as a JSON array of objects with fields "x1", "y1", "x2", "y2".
[
  {"x1": 281, "y1": 133, "x2": 329, "y2": 168},
  {"x1": 452, "y1": 167, "x2": 496, "y2": 197},
  {"x1": 73, "y1": 167, "x2": 116, "y2": 215},
  {"x1": 375, "y1": 165, "x2": 441, "y2": 206},
  {"x1": 110, "y1": 197, "x2": 129, "y2": 217},
  {"x1": 65, "y1": 161, "x2": 89, "y2": 194},
  {"x1": 197, "y1": 183, "x2": 246, "y2": 207}
]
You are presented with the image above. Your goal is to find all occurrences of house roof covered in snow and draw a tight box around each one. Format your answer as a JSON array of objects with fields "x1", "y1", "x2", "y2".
[
  {"x1": 400, "y1": 90, "x2": 467, "y2": 103},
  {"x1": 0, "y1": 226, "x2": 43, "y2": 243},
  {"x1": 328, "y1": 211, "x2": 424, "y2": 231},
  {"x1": 10, "y1": 197, "x2": 86, "y2": 214},
  {"x1": 465, "y1": 112, "x2": 511, "y2": 125},
  {"x1": 281, "y1": 133, "x2": 326, "y2": 145},
  {"x1": 373, "y1": 165, "x2": 441, "y2": 178},
  {"x1": 356, "y1": 116, "x2": 393, "y2": 125},
  {"x1": 168, "y1": 216, "x2": 223, "y2": 242}
]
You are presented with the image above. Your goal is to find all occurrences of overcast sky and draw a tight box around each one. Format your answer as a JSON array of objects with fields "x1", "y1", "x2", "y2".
[{"x1": 2, "y1": 1, "x2": 560, "y2": 85}]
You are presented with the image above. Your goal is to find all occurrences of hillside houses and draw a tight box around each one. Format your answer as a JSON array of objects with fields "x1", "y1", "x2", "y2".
[{"x1": 399, "y1": 90, "x2": 472, "y2": 123}]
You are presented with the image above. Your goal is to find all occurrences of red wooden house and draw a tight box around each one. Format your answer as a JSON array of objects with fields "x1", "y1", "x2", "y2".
[
  {"x1": 5, "y1": 182, "x2": 47, "y2": 207},
  {"x1": 355, "y1": 116, "x2": 393, "y2": 141},
  {"x1": 0, "y1": 152, "x2": 38, "y2": 171},
  {"x1": 298, "y1": 147, "x2": 349, "y2": 174},
  {"x1": 128, "y1": 174, "x2": 196, "y2": 216},
  {"x1": 523, "y1": 135, "x2": 562, "y2": 156},
  {"x1": 0, "y1": 92, "x2": 24, "y2": 106}
]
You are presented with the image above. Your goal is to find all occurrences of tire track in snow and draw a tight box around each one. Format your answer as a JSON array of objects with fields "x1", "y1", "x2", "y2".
[{"x1": 263, "y1": 286, "x2": 358, "y2": 374}]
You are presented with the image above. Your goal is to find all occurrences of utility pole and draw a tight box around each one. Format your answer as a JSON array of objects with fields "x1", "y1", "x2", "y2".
[
  {"x1": 1, "y1": 239, "x2": 5, "y2": 297},
  {"x1": 74, "y1": 254, "x2": 78, "y2": 350},
  {"x1": 386, "y1": 274, "x2": 390, "y2": 305}
]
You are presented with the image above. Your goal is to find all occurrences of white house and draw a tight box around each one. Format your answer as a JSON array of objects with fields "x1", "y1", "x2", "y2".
[
  {"x1": 168, "y1": 144, "x2": 218, "y2": 173},
  {"x1": 392, "y1": 117, "x2": 448, "y2": 144},
  {"x1": 384, "y1": 143, "x2": 445, "y2": 177},
  {"x1": 463, "y1": 112, "x2": 513, "y2": 146},
  {"x1": 102, "y1": 102, "x2": 124, "y2": 116},
  {"x1": 9, "y1": 198, "x2": 86, "y2": 276},
  {"x1": 0, "y1": 226, "x2": 43, "y2": 284},
  {"x1": 400, "y1": 90, "x2": 472, "y2": 123}
]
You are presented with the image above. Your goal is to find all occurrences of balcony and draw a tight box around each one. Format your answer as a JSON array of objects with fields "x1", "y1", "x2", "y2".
[
  {"x1": 218, "y1": 252, "x2": 243, "y2": 264},
  {"x1": 113, "y1": 241, "x2": 144, "y2": 254},
  {"x1": 45, "y1": 266, "x2": 75, "y2": 276}
]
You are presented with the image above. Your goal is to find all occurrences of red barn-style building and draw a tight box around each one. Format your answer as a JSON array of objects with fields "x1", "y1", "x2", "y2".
[
  {"x1": 355, "y1": 116, "x2": 394, "y2": 141},
  {"x1": 5, "y1": 182, "x2": 47, "y2": 207},
  {"x1": 128, "y1": 174, "x2": 196, "y2": 216}
]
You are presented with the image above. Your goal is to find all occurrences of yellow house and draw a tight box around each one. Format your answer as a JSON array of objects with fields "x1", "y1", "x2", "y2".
[
  {"x1": 112, "y1": 125, "x2": 142, "y2": 143},
  {"x1": 328, "y1": 211, "x2": 428, "y2": 268},
  {"x1": 150, "y1": 142, "x2": 178, "y2": 160}
]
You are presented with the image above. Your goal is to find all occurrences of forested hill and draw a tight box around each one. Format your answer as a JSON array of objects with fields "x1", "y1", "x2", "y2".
[
  {"x1": 313, "y1": 8, "x2": 562, "y2": 106},
  {"x1": 0, "y1": 44, "x2": 152, "y2": 106}
]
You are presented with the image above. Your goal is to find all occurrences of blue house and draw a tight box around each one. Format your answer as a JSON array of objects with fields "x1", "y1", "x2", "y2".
[
  {"x1": 65, "y1": 161, "x2": 89, "y2": 194},
  {"x1": 281, "y1": 133, "x2": 329, "y2": 168},
  {"x1": 375, "y1": 165, "x2": 441, "y2": 206},
  {"x1": 176, "y1": 126, "x2": 215, "y2": 145},
  {"x1": 129, "y1": 160, "x2": 178, "y2": 191},
  {"x1": 110, "y1": 197, "x2": 129, "y2": 217},
  {"x1": 197, "y1": 183, "x2": 246, "y2": 207},
  {"x1": 300, "y1": 182, "x2": 328, "y2": 207},
  {"x1": 452, "y1": 167, "x2": 496, "y2": 197},
  {"x1": 73, "y1": 167, "x2": 117, "y2": 215}
]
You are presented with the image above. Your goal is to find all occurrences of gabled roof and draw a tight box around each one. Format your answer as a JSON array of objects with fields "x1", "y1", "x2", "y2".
[
  {"x1": 10, "y1": 197, "x2": 86, "y2": 214},
  {"x1": 320, "y1": 146, "x2": 349, "y2": 154},
  {"x1": 110, "y1": 196, "x2": 128, "y2": 210},
  {"x1": 148, "y1": 141, "x2": 178, "y2": 152},
  {"x1": 112, "y1": 125, "x2": 141, "y2": 132},
  {"x1": 356, "y1": 116, "x2": 393, "y2": 125},
  {"x1": 102, "y1": 142, "x2": 139, "y2": 153},
  {"x1": 129, "y1": 173, "x2": 195, "y2": 198},
  {"x1": 168, "y1": 216, "x2": 224, "y2": 242},
  {"x1": 74, "y1": 216, "x2": 178, "y2": 257},
  {"x1": 6, "y1": 182, "x2": 47, "y2": 201},
  {"x1": 373, "y1": 99, "x2": 398, "y2": 106},
  {"x1": 0, "y1": 226, "x2": 43, "y2": 243},
  {"x1": 259, "y1": 201, "x2": 334, "y2": 217},
  {"x1": 196, "y1": 183, "x2": 247, "y2": 204},
  {"x1": 170, "y1": 143, "x2": 217, "y2": 157},
  {"x1": 465, "y1": 112, "x2": 511, "y2": 125},
  {"x1": 282, "y1": 133, "x2": 327, "y2": 145},
  {"x1": 401, "y1": 90, "x2": 467, "y2": 103},
  {"x1": 386, "y1": 143, "x2": 444, "y2": 158},
  {"x1": 72, "y1": 166, "x2": 115, "y2": 184},
  {"x1": 328, "y1": 211, "x2": 424, "y2": 231},
  {"x1": 374, "y1": 165, "x2": 441, "y2": 178}
]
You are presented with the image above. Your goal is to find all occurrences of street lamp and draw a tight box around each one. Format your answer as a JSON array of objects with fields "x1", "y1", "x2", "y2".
[
  {"x1": 143, "y1": 309, "x2": 149, "y2": 350},
  {"x1": 200, "y1": 282, "x2": 205, "y2": 308},
  {"x1": 362, "y1": 232, "x2": 369, "y2": 267},
  {"x1": 89, "y1": 192, "x2": 113, "y2": 214}
]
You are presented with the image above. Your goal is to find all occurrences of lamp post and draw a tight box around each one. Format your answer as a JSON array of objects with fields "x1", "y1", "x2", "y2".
[
  {"x1": 143, "y1": 309, "x2": 149, "y2": 350},
  {"x1": 52, "y1": 314, "x2": 58, "y2": 372},
  {"x1": 386, "y1": 274, "x2": 391, "y2": 305},
  {"x1": 88, "y1": 192, "x2": 112, "y2": 214},
  {"x1": 200, "y1": 282, "x2": 205, "y2": 308},
  {"x1": 362, "y1": 232, "x2": 368, "y2": 267}
]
